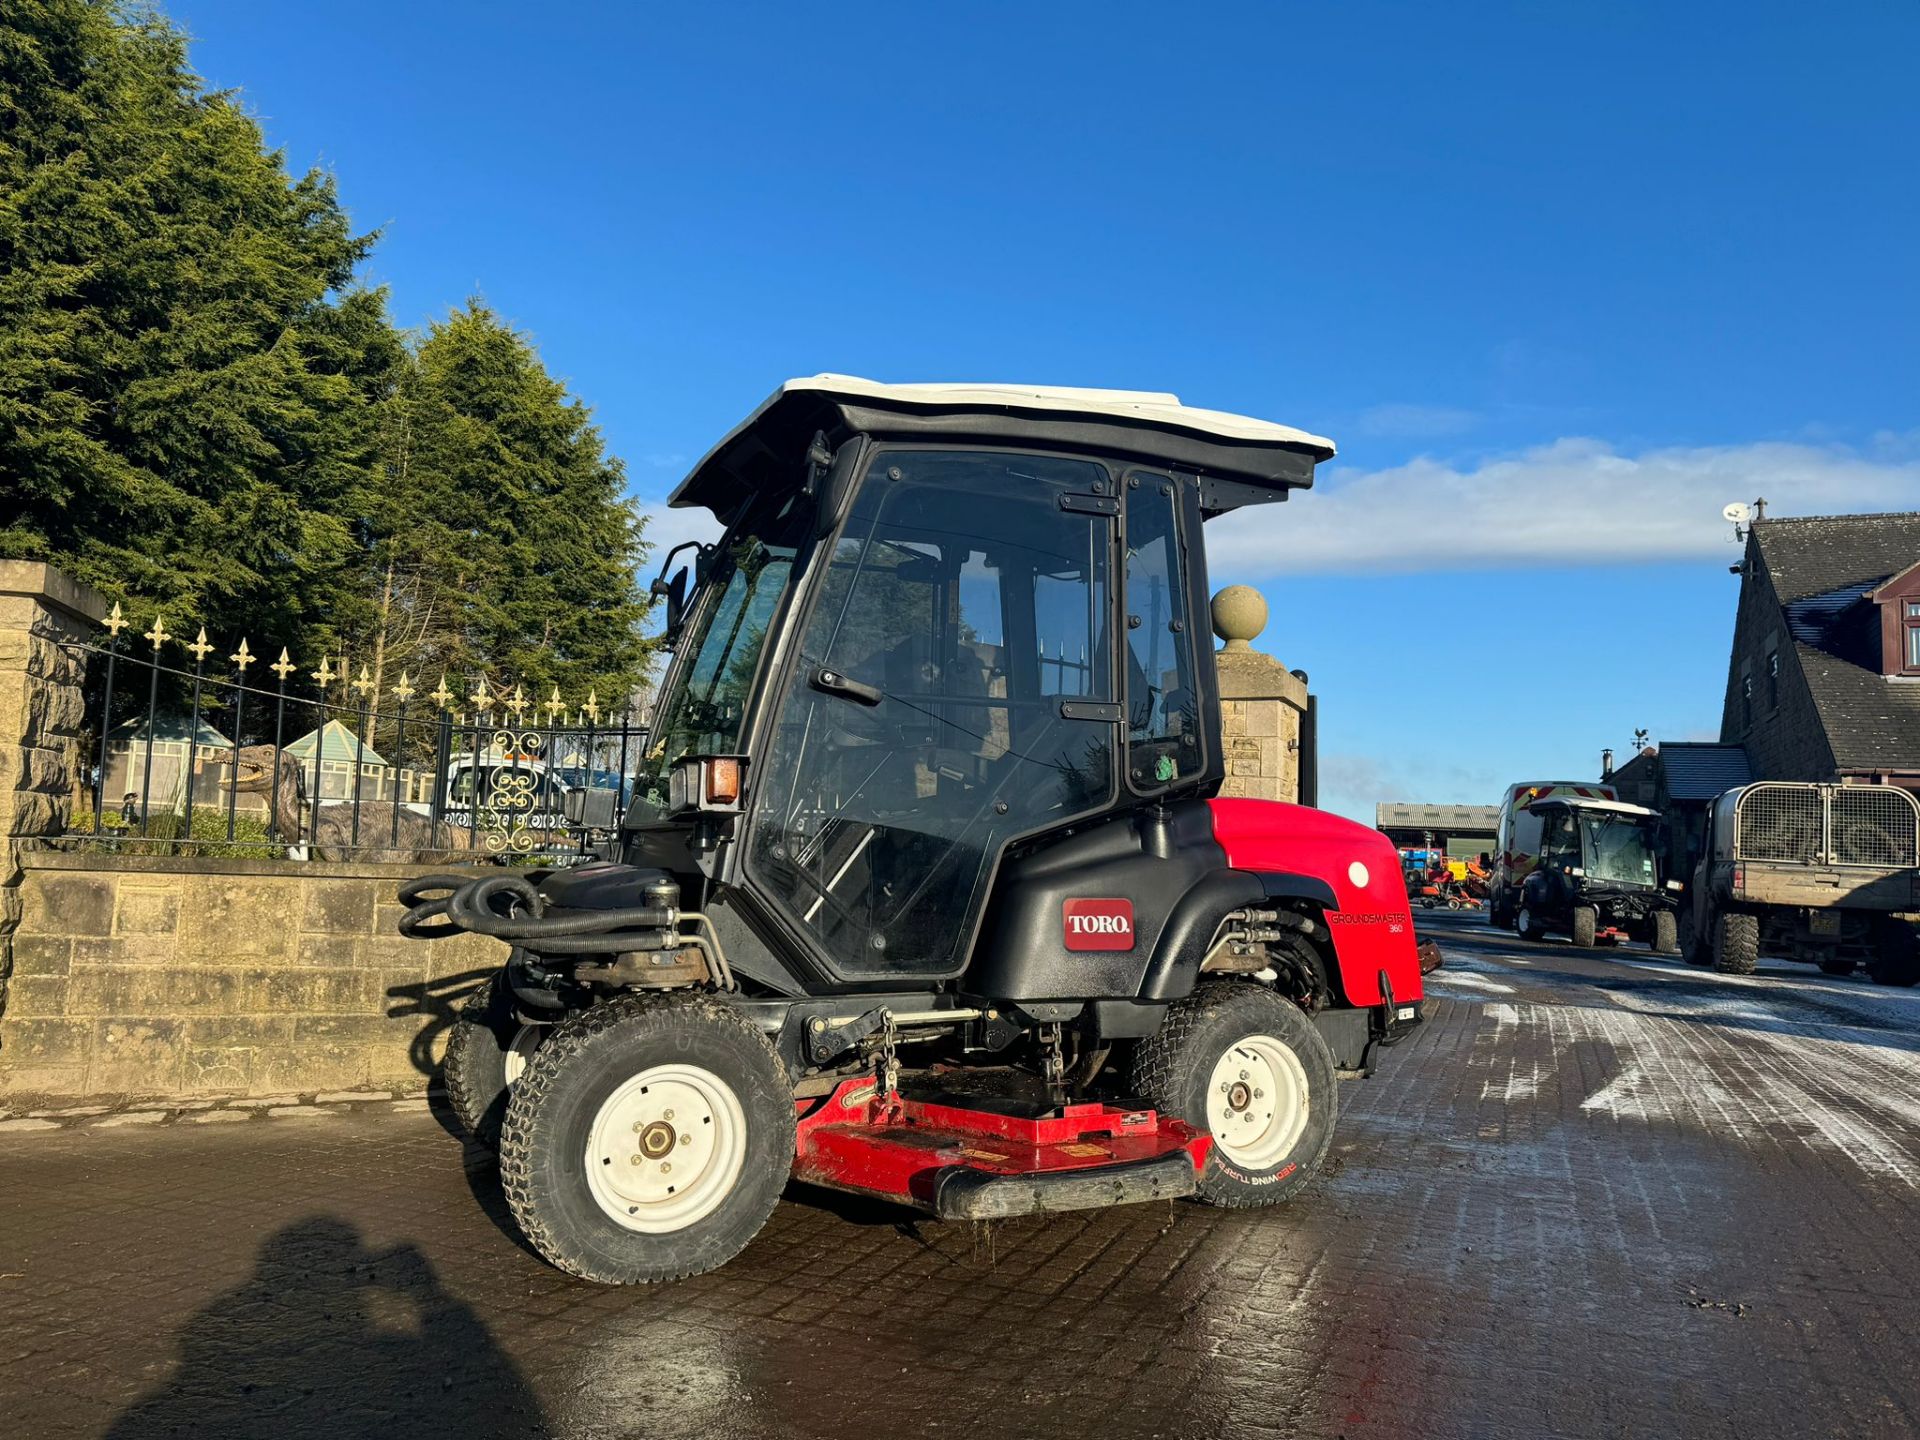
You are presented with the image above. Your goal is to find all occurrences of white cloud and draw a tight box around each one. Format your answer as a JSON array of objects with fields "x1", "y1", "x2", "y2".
[
  {"x1": 635, "y1": 501, "x2": 723, "y2": 576},
  {"x1": 1207, "y1": 437, "x2": 1920, "y2": 576}
]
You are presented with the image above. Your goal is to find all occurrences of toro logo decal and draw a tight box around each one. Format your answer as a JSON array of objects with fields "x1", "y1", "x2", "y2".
[{"x1": 1063, "y1": 898, "x2": 1135, "y2": 951}]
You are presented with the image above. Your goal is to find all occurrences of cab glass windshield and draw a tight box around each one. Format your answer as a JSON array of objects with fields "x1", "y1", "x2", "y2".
[
  {"x1": 629, "y1": 496, "x2": 811, "y2": 822},
  {"x1": 1580, "y1": 814, "x2": 1657, "y2": 886}
]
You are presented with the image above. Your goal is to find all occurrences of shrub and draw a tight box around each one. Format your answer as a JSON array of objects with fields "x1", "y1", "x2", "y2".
[{"x1": 64, "y1": 805, "x2": 280, "y2": 860}]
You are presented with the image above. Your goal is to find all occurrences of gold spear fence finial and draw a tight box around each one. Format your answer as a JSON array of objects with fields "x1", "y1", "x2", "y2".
[
  {"x1": 393, "y1": 671, "x2": 416, "y2": 703},
  {"x1": 230, "y1": 638, "x2": 254, "y2": 673},
  {"x1": 583, "y1": 689, "x2": 601, "y2": 725},
  {"x1": 505, "y1": 684, "x2": 529, "y2": 722},
  {"x1": 104, "y1": 602, "x2": 127, "y2": 638},
  {"x1": 144, "y1": 615, "x2": 171, "y2": 651},
  {"x1": 545, "y1": 685, "x2": 564, "y2": 725},
  {"x1": 352, "y1": 664, "x2": 376, "y2": 700},
  {"x1": 187, "y1": 627, "x2": 214, "y2": 663},
  {"x1": 468, "y1": 675, "x2": 490, "y2": 712},
  {"x1": 312, "y1": 655, "x2": 337, "y2": 689},
  {"x1": 271, "y1": 647, "x2": 297, "y2": 682},
  {"x1": 429, "y1": 674, "x2": 454, "y2": 709}
]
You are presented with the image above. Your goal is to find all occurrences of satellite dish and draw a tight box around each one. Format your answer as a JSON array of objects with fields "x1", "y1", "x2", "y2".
[{"x1": 1722, "y1": 502, "x2": 1751, "y2": 524}]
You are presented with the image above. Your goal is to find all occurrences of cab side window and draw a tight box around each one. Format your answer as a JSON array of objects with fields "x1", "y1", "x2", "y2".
[{"x1": 1124, "y1": 476, "x2": 1200, "y2": 789}]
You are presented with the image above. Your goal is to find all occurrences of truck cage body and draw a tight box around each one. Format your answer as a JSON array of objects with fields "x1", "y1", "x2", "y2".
[{"x1": 1724, "y1": 783, "x2": 1920, "y2": 870}]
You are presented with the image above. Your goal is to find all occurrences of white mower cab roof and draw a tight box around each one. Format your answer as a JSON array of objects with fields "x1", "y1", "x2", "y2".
[
  {"x1": 670, "y1": 374, "x2": 1338, "y2": 524},
  {"x1": 1530, "y1": 797, "x2": 1662, "y2": 819}
]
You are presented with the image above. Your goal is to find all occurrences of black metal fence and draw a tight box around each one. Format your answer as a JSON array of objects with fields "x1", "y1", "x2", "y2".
[{"x1": 53, "y1": 605, "x2": 647, "y2": 863}]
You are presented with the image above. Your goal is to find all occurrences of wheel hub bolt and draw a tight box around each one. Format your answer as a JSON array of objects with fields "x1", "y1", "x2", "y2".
[{"x1": 660, "y1": 1162, "x2": 672, "y2": 1174}]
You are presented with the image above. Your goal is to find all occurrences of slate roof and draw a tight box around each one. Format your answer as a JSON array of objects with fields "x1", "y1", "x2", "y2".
[
  {"x1": 1794, "y1": 643, "x2": 1920, "y2": 771},
  {"x1": 1656, "y1": 742, "x2": 1753, "y2": 801},
  {"x1": 1752, "y1": 513, "x2": 1920, "y2": 772},
  {"x1": 1755, "y1": 512, "x2": 1920, "y2": 603}
]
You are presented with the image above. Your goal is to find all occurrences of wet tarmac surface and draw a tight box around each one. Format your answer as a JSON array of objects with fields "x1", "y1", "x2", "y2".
[{"x1": 5, "y1": 910, "x2": 1920, "y2": 1438}]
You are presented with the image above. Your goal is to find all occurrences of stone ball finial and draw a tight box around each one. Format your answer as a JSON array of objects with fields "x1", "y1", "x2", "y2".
[{"x1": 1210, "y1": 585, "x2": 1268, "y2": 652}]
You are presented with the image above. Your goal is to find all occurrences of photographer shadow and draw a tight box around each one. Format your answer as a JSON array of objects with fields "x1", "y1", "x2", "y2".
[{"x1": 107, "y1": 1216, "x2": 547, "y2": 1439}]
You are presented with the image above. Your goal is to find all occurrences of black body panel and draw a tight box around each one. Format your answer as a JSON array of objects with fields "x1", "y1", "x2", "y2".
[
  {"x1": 534, "y1": 862, "x2": 669, "y2": 911},
  {"x1": 1136, "y1": 870, "x2": 1266, "y2": 1001},
  {"x1": 1256, "y1": 871, "x2": 1340, "y2": 911},
  {"x1": 969, "y1": 799, "x2": 1228, "y2": 1002},
  {"x1": 1312, "y1": 1006, "x2": 1371, "y2": 1071}
]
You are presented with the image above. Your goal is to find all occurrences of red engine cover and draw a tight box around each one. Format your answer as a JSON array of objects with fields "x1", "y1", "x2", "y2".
[{"x1": 1206, "y1": 798, "x2": 1424, "y2": 1007}]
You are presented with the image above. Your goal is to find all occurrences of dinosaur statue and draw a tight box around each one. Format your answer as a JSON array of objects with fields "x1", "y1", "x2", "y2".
[{"x1": 232, "y1": 744, "x2": 478, "y2": 864}]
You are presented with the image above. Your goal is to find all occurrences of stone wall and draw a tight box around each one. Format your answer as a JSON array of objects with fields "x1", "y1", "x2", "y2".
[
  {"x1": 0, "y1": 851, "x2": 505, "y2": 1102},
  {"x1": 0, "y1": 561, "x2": 106, "y2": 1029}
]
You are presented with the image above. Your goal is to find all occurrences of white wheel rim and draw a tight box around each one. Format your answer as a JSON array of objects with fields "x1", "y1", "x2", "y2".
[
  {"x1": 584, "y1": 1064, "x2": 747, "y2": 1234},
  {"x1": 1519, "y1": 906, "x2": 1533, "y2": 934},
  {"x1": 1207, "y1": 1033, "x2": 1310, "y2": 1170},
  {"x1": 503, "y1": 1025, "x2": 541, "y2": 1087}
]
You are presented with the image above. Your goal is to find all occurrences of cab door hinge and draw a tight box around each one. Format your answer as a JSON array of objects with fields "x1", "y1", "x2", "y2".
[
  {"x1": 1059, "y1": 700, "x2": 1123, "y2": 722},
  {"x1": 1059, "y1": 493, "x2": 1121, "y2": 516}
]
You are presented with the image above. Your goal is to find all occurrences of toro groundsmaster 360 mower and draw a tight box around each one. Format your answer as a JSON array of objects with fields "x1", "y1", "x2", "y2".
[{"x1": 400, "y1": 376, "x2": 1425, "y2": 1284}]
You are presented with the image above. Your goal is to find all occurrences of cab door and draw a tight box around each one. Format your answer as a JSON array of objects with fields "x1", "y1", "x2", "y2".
[{"x1": 744, "y1": 448, "x2": 1120, "y2": 979}]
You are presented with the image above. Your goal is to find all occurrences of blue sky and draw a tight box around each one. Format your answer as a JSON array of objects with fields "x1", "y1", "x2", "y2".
[{"x1": 169, "y1": 0, "x2": 1920, "y2": 821}]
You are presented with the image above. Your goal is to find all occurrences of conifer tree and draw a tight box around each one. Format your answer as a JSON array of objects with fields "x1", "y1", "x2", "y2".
[
  {"x1": 0, "y1": 0, "x2": 398, "y2": 649},
  {"x1": 345, "y1": 303, "x2": 653, "y2": 709}
]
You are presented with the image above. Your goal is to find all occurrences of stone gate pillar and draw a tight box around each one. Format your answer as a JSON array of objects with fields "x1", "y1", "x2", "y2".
[
  {"x1": 0, "y1": 562, "x2": 107, "y2": 1021},
  {"x1": 1210, "y1": 584, "x2": 1311, "y2": 804}
]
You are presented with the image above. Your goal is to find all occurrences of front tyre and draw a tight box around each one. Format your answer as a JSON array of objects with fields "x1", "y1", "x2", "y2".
[
  {"x1": 1651, "y1": 910, "x2": 1678, "y2": 955},
  {"x1": 443, "y1": 972, "x2": 545, "y2": 1149},
  {"x1": 499, "y1": 994, "x2": 795, "y2": 1284},
  {"x1": 1571, "y1": 906, "x2": 1598, "y2": 948},
  {"x1": 1516, "y1": 904, "x2": 1547, "y2": 942},
  {"x1": 1132, "y1": 982, "x2": 1336, "y2": 1209}
]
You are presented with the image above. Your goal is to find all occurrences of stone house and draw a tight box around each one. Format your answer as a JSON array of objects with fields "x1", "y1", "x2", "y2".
[{"x1": 1719, "y1": 512, "x2": 1920, "y2": 794}]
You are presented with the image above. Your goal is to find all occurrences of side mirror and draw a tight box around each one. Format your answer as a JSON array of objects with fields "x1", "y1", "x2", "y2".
[
  {"x1": 564, "y1": 786, "x2": 620, "y2": 829},
  {"x1": 652, "y1": 566, "x2": 689, "y2": 645}
]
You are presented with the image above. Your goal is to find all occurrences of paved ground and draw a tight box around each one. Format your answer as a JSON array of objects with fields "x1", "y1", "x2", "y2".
[{"x1": 5, "y1": 910, "x2": 1920, "y2": 1439}]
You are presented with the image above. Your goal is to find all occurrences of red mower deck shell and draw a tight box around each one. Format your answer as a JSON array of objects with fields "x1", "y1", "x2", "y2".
[
  {"x1": 1207, "y1": 798, "x2": 1425, "y2": 1007},
  {"x1": 792, "y1": 1076, "x2": 1212, "y2": 1214}
]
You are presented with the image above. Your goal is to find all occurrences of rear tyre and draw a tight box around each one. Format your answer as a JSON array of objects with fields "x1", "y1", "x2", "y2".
[
  {"x1": 1571, "y1": 906, "x2": 1598, "y2": 949},
  {"x1": 1651, "y1": 910, "x2": 1678, "y2": 955},
  {"x1": 499, "y1": 994, "x2": 795, "y2": 1284},
  {"x1": 1132, "y1": 982, "x2": 1336, "y2": 1209},
  {"x1": 1678, "y1": 906, "x2": 1707, "y2": 965},
  {"x1": 1712, "y1": 912, "x2": 1759, "y2": 976},
  {"x1": 444, "y1": 972, "x2": 545, "y2": 1149},
  {"x1": 1867, "y1": 920, "x2": 1920, "y2": 988}
]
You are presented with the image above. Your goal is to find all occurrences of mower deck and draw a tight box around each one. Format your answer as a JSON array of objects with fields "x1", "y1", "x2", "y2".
[{"x1": 793, "y1": 1075, "x2": 1211, "y2": 1220}]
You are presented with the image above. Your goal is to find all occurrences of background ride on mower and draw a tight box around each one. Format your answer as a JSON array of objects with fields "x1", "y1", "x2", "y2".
[
  {"x1": 1513, "y1": 798, "x2": 1680, "y2": 952},
  {"x1": 400, "y1": 377, "x2": 1426, "y2": 1285}
]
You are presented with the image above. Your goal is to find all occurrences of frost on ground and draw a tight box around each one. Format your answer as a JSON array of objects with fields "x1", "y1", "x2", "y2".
[{"x1": 1451, "y1": 942, "x2": 1920, "y2": 1189}]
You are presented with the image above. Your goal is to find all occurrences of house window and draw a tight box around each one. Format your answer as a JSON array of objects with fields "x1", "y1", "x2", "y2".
[
  {"x1": 1907, "y1": 602, "x2": 1920, "y2": 670},
  {"x1": 1767, "y1": 651, "x2": 1779, "y2": 709}
]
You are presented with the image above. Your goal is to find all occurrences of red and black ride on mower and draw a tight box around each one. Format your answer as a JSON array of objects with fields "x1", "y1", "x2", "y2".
[{"x1": 400, "y1": 377, "x2": 1425, "y2": 1284}]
